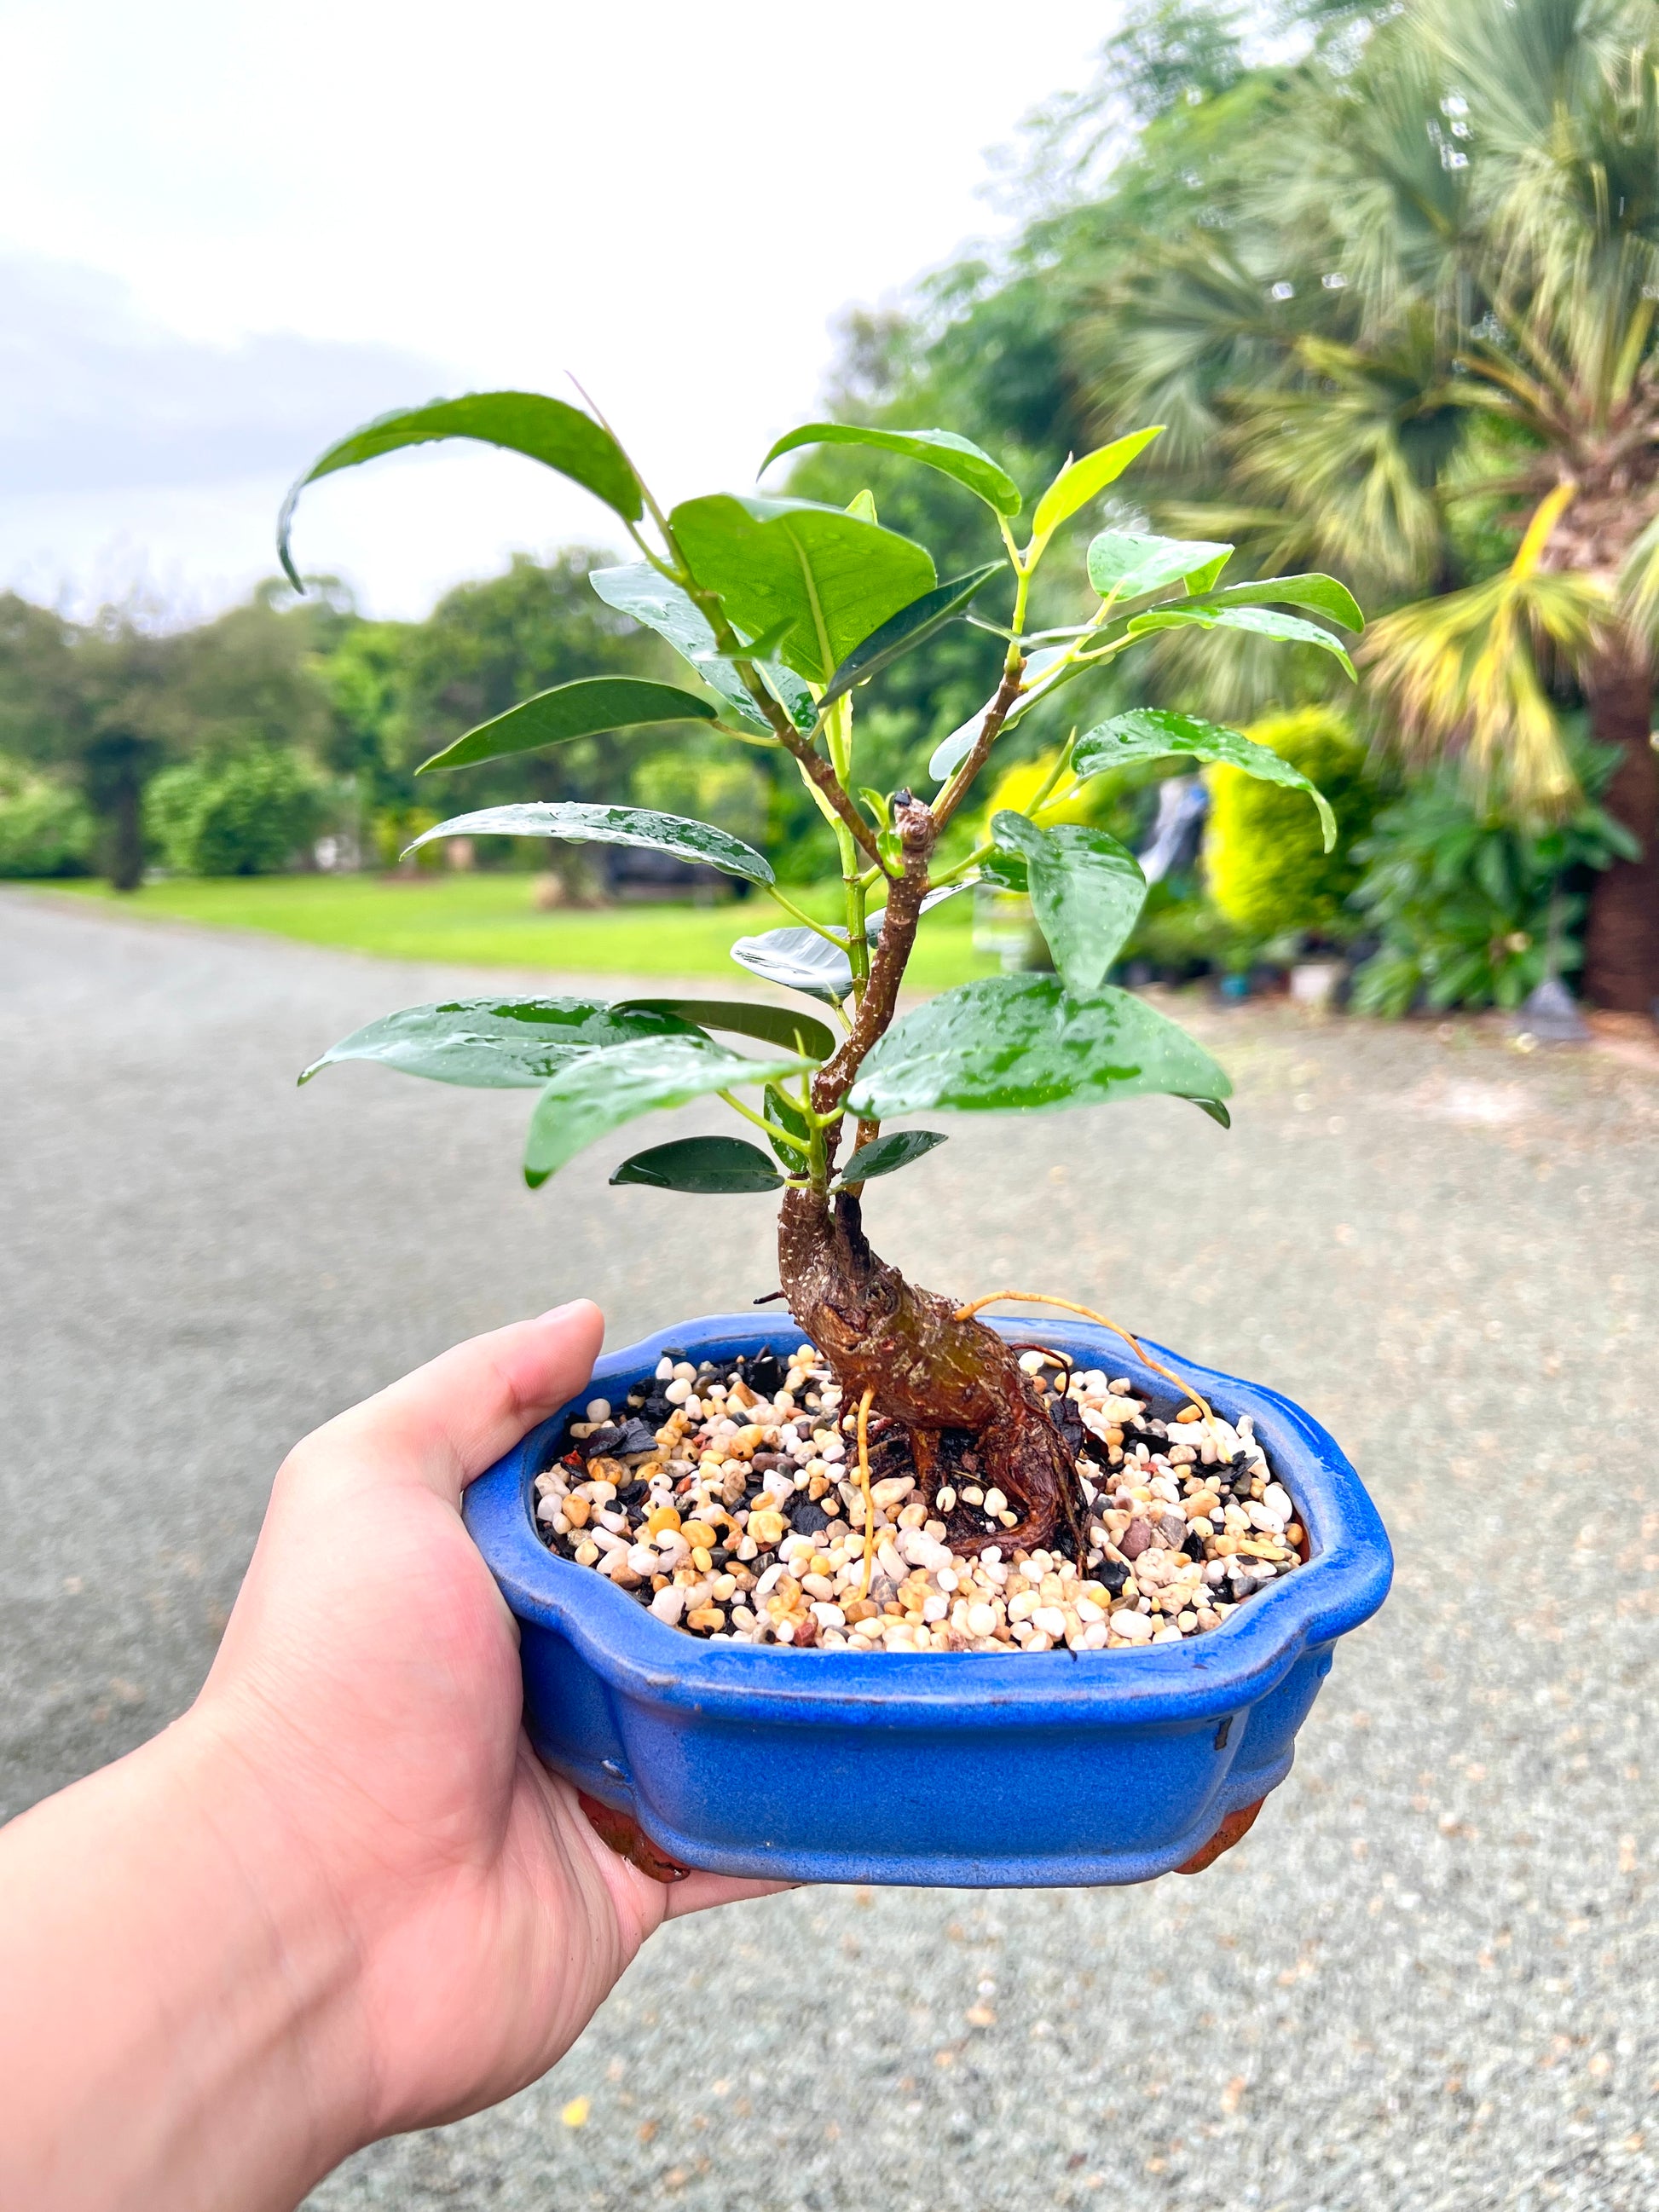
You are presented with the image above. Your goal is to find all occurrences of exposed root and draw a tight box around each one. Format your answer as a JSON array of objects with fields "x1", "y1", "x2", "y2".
[
  {"x1": 952, "y1": 1291, "x2": 1213, "y2": 1421},
  {"x1": 856, "y1": 1384, "x2": 876, "y2": 1601}
]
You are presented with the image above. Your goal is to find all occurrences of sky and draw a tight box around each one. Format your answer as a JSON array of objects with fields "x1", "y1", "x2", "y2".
[{"x1": 0, "y1": 0, "x2": 1119, "y2": 624}]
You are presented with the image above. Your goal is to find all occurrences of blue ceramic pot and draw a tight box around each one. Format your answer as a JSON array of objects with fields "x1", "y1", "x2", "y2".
[{"x1": 464, "y1": 1313, "x2": 1391, "y2": 1887}]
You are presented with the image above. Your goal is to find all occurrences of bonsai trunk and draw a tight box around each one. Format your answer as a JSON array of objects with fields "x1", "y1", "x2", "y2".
[
  {"x1": 1582, "y1": 638, "x2": 1659, "y2": 1014},
  {"x1": 775, "y1": 788, "x2": 1085, "y2": 1555}
]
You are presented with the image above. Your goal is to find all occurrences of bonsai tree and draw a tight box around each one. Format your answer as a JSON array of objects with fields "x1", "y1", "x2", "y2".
[{"x1": 286, "y1": 393, "x2": 1360, "y2": 1552}]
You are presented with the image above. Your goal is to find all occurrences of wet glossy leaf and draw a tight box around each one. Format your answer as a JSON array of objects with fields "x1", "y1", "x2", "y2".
[
  {"x1": 830, "y1": 1127, "x2": 948, "y2": 1191},
  {"x1": 1194, "y1": 1098, "x2": 1233, "y2": 1129},
  {"x1": 298, "y1": 996, "x2": 697, "y2": 1089},
  {"x1": 762, "y1": 1083, "x2": 814, "y2": 1170},
  {"x1": 1196, "y1": 572, "x2": 1363, "y2": 632},
  {"x1": 991, "y1": 812, "x2": 1147, "y2": 994},
  {"x1": 610, "y1": 1135, "x2": 785, "y2": 1193},
  {"x1": 1086, "y1": 529, "x2": 1234, "y2": 603},
  {"x1": 587, "y1": 563, "x2": 816, "y2": 731},
  {"x1": 818, "y1": 563, "x2": 1006, "y2": 707},
  {"x1": 1073, "y1": 707, "x2": 1338, "y2": 851},
  {"x1": 1029, "y1": 428, "x2": 1163, "y2": 546},
  {"x1": 760, "y1": 424, "x2": 1021, "y2": 517},
  {"x1": 1125, "y1": 603, "x2": 1357, "y2": 681},
  {"x1": 613, "y1": 996, "x2": 834, "y2": 1063},
  {"x1": 523, "y1": 1036, "x2": 814, "y2": 1187},
  {"x1": 729, "y1": 925, "x2": 854, "y2": 1004},
  {"x1": 279, "y1": 391, "x2": 639, "y2": 588},
  {"x1": 847, "y1": 974, "x2": 1231, "y2": 1120},
  {"x1": 404, "y1": 802, "x2": 774, "y2": 883},
  {"x1": 417, "y1": 677, "x2": 717, "y2": 773},
  {"x1": 670, "y1": 494, "x2": 935, "y2": 685}
]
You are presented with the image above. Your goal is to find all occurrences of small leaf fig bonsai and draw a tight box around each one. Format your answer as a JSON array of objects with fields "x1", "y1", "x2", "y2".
[{"x1": 290, "y1": 392, "x2": 1361, "y2": 1556}]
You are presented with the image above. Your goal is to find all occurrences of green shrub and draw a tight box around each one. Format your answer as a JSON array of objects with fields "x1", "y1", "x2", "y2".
[
  {"x1": 1204, "y1": 707, "x2": 1376, "y2": 938},
  {"x1": 0, "y1": 758, "x2": 95, "y2": 876},
  {"x1": 1349, "y1": 748, "x2": 1636, "y2": 1016},
  {"x1": 147, "y1": 747, "x2": 328, "y2": 876}
]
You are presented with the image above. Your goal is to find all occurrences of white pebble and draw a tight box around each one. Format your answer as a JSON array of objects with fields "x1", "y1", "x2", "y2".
[
  {"x1": 1018, "y1": 1350, "x2": 1045, "y2": 1373},
  {"x1": 1032, "y1": 1606, "x2": 1068, "y2": 1638},
  {"x1": 982, "y1": 1487, "x2": 1008, "y2": 1516},
  {"x1": 650, "y1": 1586, "x2": 685, "y2": 1625},
  {"x1": 1263, "y1": 1482, "x2": 1294, "y2": 1521},
  {"x1": 585, "y1": 1397, "x2": 611, "y2": 1424},
  {"x1": 627, "y1": 1544, "x2": 659, "y2": 1576},
  {"x1": 655, "y1": 1358, "x2": 675, "y2": 1380},
  {"x1": 935, "y1": 1484, "x2": 957, "y2": 1512},
  {"x1": 966, "y1": 1602, "x2": 997, "y2": 1637},
  {"x1": 535, "y1": 1496, "x2": 561, "y2": 1523},
  {"x1": 812, "y1": 1602, "x2": 847, "y2": 1630},
  {"x1": 1111, "y1": 1609, "x2": 1153, "y2": 1643},
  {"x1": 664, "y1": 1377, "x2": 691, "y2": 1404}
]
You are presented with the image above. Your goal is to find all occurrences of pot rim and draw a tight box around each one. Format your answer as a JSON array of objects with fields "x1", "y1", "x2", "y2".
[{"x1": 464, "y1": 1312, "x2": 1391, "y2": 1728}]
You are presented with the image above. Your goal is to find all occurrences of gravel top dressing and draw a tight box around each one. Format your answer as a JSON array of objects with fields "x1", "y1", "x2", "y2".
[{"x1": 536, "y1": 1343, "x2": 1304, "y2": 1652}]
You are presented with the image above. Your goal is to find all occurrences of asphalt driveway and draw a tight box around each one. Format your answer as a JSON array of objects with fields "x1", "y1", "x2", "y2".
[{"x1": 4, "y1": 887, "x2": 1658, "y2": 2211}]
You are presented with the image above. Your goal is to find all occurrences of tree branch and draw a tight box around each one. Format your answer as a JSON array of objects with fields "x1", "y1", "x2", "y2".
[
  {"x1": 810, "y1": 794, "x2": 936, "y2": 1154},
  {"x1": 930, "y1": 657, "x2": 1027, "y2": 833}
]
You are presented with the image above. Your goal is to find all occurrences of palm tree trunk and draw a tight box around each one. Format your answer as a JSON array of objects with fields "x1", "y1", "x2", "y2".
[{"x1": 1582, "y1": 643, "x2": 1659, "y2": 1014}]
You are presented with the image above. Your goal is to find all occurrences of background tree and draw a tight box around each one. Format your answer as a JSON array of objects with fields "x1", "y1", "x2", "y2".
[{"x1": 1069, "y1": 0, "x2": 1659, "y2": 1008}]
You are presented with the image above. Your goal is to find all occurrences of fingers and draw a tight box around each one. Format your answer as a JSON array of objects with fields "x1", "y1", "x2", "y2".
[{"x1": 312, "y1": 1301, "x2": 605, "y2": 1507}]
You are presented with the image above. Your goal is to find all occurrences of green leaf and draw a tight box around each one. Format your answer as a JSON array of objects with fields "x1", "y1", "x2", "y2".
[
  {"x1": 1086, "y1": 529, "x2": 1234, "y2": 602},
  {"x1": 1194, "y1": 1099, "x2": 1232, "y2": 1129},
  {"x1": 416, "y1": 677, "x2": 718, "y2": 774},
  {"x1": 587, "y1": 563, "x2": 816, "y2": 732},
  {"x1": 278, "y1": 391, "x2": 639, "y2": 590},
  {"x1": 762, "y1": 1083, "x2": 814, "y2": 1170},
  {"x1": 1029, "y1": 429, "x2": 1164, "y2": 547},
  {"x1": 612, "y1": 996, "x2": 834, "y2": 1063},
  {"x1": 610, "y1": 1135, "x2": 785, "y2": 1193},
  {"x1": 1196, "y1": 573, "x2": 1363, "y2": 632},
  {"x1": 759, "y1": 424, "x2": 1021, "y2": 517},
  {"x1": 847, "y1": 975, "x2": 1231, "y2": 1120},
  {"x1": 670, "y1": 494, "x2": 935, "y2": 685},
  {"x1": 403, "y1": 802, "x2": 774, "y2": 883},
  {"x1": 1072, "y1": 708, "x2": 1337, "y2": 852},
  {"x1": 991, "y1": 812, "x2": 1147, "y2": 994},
  {"x1": 524, "y1": 1035, "x2": 813, "y2": 1187},
  {"x1": 818, "y1": 563, "x2": 1008, "y2": 708},
  {"x1": 1124, "y1": 604, "x2": 1358, "y2": 681},
  {"x1": 730, "y1": 925, "x2": 854, "y2": 1005},
  {"x1": 830, "y1": 1128, "x2": 948, "y2": 1191},
  {"x1": 298, "y1": 996, "x2": 697, "y2": 1089}
]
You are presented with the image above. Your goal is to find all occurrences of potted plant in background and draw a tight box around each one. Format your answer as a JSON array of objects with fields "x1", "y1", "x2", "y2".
[{"x1": 286, "y1": 391, "x2": 1391, "y2": 1886}]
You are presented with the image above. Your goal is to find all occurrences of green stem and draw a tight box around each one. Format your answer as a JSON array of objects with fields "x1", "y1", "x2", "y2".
[
  {"x1": 719, "y1": 1090, "x2": 813, "y2": 1160},
  {"x1": 763, "y1": 882, "x2": 849, "y2": 946}
]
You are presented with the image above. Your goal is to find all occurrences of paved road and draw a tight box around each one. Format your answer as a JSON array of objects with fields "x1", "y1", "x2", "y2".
[{"x1": 6, "y1": 887, "x2": 1659, "y2": 2211}]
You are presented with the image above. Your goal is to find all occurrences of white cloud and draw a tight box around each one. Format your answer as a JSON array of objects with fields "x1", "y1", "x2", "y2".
[
  {"x1": 0, "y1": 0, "x2": 1118, "y2": 620},
  {"x1": 0, "y1": 253, "x2": 445, "y2": 496}
]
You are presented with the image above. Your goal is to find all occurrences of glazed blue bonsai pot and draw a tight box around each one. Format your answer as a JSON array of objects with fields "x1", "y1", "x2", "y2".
[{"x1": 464, "y1": 1313, "x2": 1391, "y2": 1887}]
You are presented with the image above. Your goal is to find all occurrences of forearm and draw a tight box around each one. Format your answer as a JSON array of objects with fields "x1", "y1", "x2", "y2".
[{"x1": 0, "y1": 1712, "x2": 368, "y2": 2212}]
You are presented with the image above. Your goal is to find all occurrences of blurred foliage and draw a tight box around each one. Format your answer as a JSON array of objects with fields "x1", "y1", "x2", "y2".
[
  {"x1": 1205, "y1": 707, "x2": 1377, "y2": 938},
  {"x1": 146, "y1": 747, "x2": 331, "y2": 877},
  {"x1": 0, "y1": 754, "x2": 95, "y2": 876},
  {"x1": 1349, "y1": 744, "x2": 1639, "y2": 1015}
]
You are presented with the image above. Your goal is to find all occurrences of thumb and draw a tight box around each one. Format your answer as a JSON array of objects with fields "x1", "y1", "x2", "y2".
[{"x1": 307, "y1": 1301, "x2": 606, "y2": 1509}]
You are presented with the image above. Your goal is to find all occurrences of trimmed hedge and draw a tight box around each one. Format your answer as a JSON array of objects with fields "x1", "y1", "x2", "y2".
[{"x1": 1204, "y1": 707, "x2": 1375, "y2": 939}]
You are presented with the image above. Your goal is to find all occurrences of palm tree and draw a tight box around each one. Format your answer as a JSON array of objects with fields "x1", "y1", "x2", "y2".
[{"x1": 1072, "y1": 0, "x2": 1659, "y2": 1011}]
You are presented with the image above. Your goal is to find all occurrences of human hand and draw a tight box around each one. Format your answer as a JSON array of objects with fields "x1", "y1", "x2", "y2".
[
  {"x1": 0, "y1": 1304, "x2": 788, "y2": 2212},
  {"x1": 199, "y1": 1301, "x2": 789, "y2": 2129}
]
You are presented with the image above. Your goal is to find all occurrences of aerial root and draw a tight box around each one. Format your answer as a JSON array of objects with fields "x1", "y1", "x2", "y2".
[{"x1": 951, "y1": 1291, "x2": 1214, "y2": 1422}]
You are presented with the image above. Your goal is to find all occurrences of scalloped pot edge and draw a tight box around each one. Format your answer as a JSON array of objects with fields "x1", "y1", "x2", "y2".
[{"x1": 463, "y1": 1314, "x2": 1392, "y2": 1886}]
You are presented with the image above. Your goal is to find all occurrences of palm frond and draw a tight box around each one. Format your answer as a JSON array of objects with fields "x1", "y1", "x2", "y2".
[{"x1": 1362, "y1": 483, "x2": 1610, "y2": 813}]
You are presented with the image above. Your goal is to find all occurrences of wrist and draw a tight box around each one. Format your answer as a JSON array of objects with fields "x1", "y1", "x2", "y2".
[{"x1": 0, "y1": 1708, "x2": 375, "y2": 2212}]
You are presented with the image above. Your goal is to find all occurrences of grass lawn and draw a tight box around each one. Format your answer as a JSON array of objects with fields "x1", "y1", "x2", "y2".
[{"x1": 44, "y1": 871, "x2": 1002, "y2": 991}]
